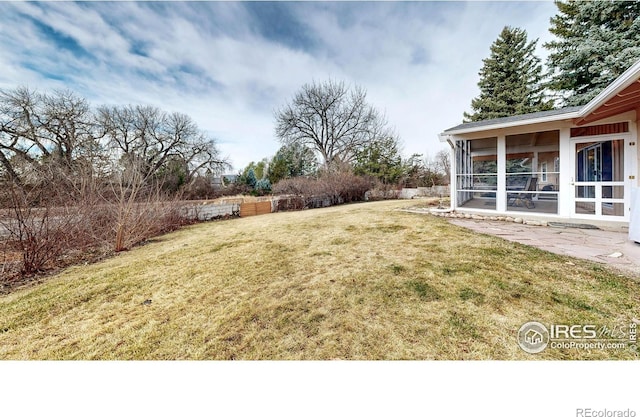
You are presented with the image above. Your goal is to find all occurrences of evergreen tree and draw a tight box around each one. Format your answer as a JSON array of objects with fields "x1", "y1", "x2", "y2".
[
  {"x1": 245, "y1": 168, "x2": 257, "y2": 188},
  {"x1": 267, "y1": 143, "x2": 317, "y2": 184},
  {"x1": 267, "y1": 156, "x2": 289, "y2": 185},
  {"x1": 464, "y1": 26, "x2": 552, "y2": 122},
  {"x1": 354, "y1": 135, "x2": 404, "y2": 184},
  {"x1": 254, "y1": 178, "x2": 271, "y2": 194},
  {"x1": 545, "y1": 0, "x2": 640, "y2": 106}
]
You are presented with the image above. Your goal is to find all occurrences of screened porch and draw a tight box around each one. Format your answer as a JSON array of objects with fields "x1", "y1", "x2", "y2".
[{"x1": 455, "y1": 130, "x2": 560, "y2": 215}]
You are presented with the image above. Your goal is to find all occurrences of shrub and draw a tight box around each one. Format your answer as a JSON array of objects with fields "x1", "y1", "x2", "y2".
[
  {"x1": 217, "y1": 182, "x2": 251, "y2": 197},
  {"x1": 0, "y1": 185, "x2": 91, "y2": 275},
  {"x1": 272, "y1": 177, "x2": 310, "y2": 196},
  {"x1": 365, "y1": 180, "x2": 401, "y2": 201},
  {"x1": 182, "y1": 177, "x2": 218, "y2": 200},
  {"x1": 275, "y1": 196, "x2": 305, "y2": 211},
  {"x1": 253, "y1": 178, "x2": 272, "y2": 195},
  {"x1": 0, "y1": 173, "x2": 193, "y2": 285},
  {"x1": 273, "y1": 171, "x2": 372, "y2": 208}
]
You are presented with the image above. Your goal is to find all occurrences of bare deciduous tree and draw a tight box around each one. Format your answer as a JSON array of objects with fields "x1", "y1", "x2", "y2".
[
  {"x1": 435, "y1": 149, "x2": 451, "y2": 184},
  {"x1": 275, "y1": 80, "x2": 394, "y2": 168},
  {"x1": 0, "y1": 86, "x2": 227, "y2": 284},
  {"x1": 0, "y1": 87, "x2": 96, "y2": 185},
  {"x1": 96, "y1": 104, "x2": 228, "y2": 184}
]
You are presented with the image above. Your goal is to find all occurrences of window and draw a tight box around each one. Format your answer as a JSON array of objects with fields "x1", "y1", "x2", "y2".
[
  {"x1": 506, "y1": 131, "x2": 559, "y2": 214},
  {"x1": 455, "y1": 137, "x2": 497, "y2": 210}
]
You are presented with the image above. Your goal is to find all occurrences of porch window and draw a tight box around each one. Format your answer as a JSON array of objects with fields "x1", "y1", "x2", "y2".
[
  {"x1": 455, "y1": 137, "x2": 497, "y2": 210},
  {"x1": 505, "y1": 131, "x2": 559, "y2": 214}
]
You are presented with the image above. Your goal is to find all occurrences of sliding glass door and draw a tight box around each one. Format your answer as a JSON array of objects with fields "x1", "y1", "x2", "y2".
[{"x1": 573, "y1": 138, "x2": 627, "y2": 218}]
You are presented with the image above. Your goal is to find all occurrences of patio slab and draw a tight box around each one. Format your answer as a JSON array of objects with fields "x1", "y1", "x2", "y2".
[{"x1": 447, "y1": 218, "x2": 640, "y2": 279}]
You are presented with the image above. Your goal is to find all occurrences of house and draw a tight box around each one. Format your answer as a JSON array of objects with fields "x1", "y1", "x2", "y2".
[
  {"x1": 439, "y1": 59, "x2": 640, "y2": 229},
  {"x1": 211, "y1": 174, "x2": 239, "y2": 190}
]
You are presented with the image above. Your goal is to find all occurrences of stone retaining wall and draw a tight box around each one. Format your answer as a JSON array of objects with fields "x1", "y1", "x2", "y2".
[
  {"x1": 366, "y1": 185, "x2": 450, "y2": 201},
  {"x1": 182, "y1": 203, "x2": 240, "y2": 221},
  {"x1": 427, "y1": 210, "x2": 547, "y2": 226}
]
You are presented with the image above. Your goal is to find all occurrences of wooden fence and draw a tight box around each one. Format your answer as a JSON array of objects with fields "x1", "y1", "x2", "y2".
[{"x1": 239, "y1": 201, "x2": 272, "y2": 217}]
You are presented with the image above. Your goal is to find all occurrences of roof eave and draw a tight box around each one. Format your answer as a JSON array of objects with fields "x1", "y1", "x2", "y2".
[
  {"x1": 578, "y1": 59, "x2": 640, "y2": 118},
  {"x1": 438, "y1": 133, "x2": 451, "y2": 143},
  {"x1": 442, "y1": 111, "x2": 581, "y2": 136}
]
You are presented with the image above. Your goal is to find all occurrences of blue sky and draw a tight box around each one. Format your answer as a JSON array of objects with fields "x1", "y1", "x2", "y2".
[{"x1": 0, "y1": 1, "x2": 558, "y2": 172}]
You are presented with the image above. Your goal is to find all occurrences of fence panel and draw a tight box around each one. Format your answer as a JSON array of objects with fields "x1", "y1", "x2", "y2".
[{"x1": 240, "y1": 201, "x2": 272, "y2": 217}]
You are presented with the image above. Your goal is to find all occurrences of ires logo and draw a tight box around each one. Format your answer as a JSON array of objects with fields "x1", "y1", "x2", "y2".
[
  {"x1": 518, "y1": 321, "x2": 637, "y2": 354},
  {"x1": 549, "y1": 324, "x2": 597, "y2": 339},
  {"x1": 517, "y1": 322, "x2": 549, "y2": 354}
]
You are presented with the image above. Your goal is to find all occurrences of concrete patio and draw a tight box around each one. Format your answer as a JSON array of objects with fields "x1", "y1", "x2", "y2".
[{"x1": 447, "y1": 217, "x2": 640, "y2": 279}]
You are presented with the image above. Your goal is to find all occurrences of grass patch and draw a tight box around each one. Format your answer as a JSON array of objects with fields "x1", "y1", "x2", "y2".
[
  {"x1": 405, "y1": 280, "x2": 440, "y2": 301},
  {"x1": 310, "y1": 251, "x2": 333, "y2": 257},
  {"x1": 209, "y1": 240, "x2": 250, "y2": 253},
  {"x1": 375, "y1": 224, "x2": 408, "y2": 233},
  {"x1": 446, "y1": 311, "x2": 483, "y2": 340},
  {"x1": 550, "y1": 291, "x2": 595, "y2": 312},
  {"x1": 0, "y1": 200, "x2": 638, "y2": 360},
  {"x1": 459, "y1": 287, "x2": 485, "y2": 304},
  {"x1": 441, "y1": 262, "x2": 477, "y2": 276}
]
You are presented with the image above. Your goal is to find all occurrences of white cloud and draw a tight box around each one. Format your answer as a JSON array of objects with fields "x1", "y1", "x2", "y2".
[{"x1": 0, "y1": 1, "x2": 560, "y2": 171}]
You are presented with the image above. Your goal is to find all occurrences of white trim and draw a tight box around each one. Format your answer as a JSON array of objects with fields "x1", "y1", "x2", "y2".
[
  {"x1": 558, "y1": 128, "x2": 572, "y2": 217},
  {"x1": 438, "y1": 133, "x2": 451, "y2": 143},
  {"x1": 579, "y1": 60, "x2": 640, "y2": 117},
  {"x1": 442, "y1": 111, "x2": 581, "y2": 135},
  {"x1": 570, "y1": 134, "x2": 631, "y2": 221},
  {"x1": 449, "y1": 144, "x2": 456, "y2": 210},
  {"x1": 497, "y1": 136, "x2": 506, "y2": 212}
]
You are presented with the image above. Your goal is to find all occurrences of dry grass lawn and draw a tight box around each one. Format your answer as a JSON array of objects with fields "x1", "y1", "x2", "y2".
[{"x1": 1, "y1": 199, "x2": 638, "y2": 359}]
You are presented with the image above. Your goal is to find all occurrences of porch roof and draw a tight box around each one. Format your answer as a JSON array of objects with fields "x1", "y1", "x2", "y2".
[
  {"x1": 443, "y1": 106, "x2": 583, "y2": 134},
  {"x1": 440, "y1": 58, "x2": 640, "y2": 138}
]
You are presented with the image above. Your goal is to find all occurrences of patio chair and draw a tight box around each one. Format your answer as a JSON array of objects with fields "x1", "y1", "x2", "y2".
[
  {"x1": 508, "y1": 177, "x2": 538, "y2": 209},
  {"x1": 538, "y1": 184, "x2": 554, "y2": 201}
]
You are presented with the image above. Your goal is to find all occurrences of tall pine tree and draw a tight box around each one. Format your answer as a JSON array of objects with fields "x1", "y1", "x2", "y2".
[
  {"x1": 545, "y1": 0, "x2": 640, "y2": 106},
  {"x1": 464, "y1": 26, "x2": 552, "y2": 122}
]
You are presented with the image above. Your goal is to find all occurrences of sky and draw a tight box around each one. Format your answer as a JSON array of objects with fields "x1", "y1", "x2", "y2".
[{"x1": 0, "y1": 1, "x2": 559, "y2": 173}]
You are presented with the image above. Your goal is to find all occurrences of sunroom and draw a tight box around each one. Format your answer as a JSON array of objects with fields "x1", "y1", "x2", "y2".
[{"x1": 438, "y1": 59, "x2": 640, "y2": 226}]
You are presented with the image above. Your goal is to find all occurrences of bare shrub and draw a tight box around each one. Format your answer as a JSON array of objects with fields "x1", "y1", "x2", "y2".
[
  {"x1": 319, "y1": 171, "x2": 371, "y2": 203},
  {"x1": 108, "y1": 163, "x2": 192, "y2": 252},
  {"x1": 275, "y1": 196, "x2": 305, "y2": 211},
  {"x1": 217, "y1": 182, "x2": 251, "y2": 197},
  {"x1": 273, "y1": 171, "x2": 371, "y2": 209},
  {"x1": 181, "y1": 176, "x2": 218, "y2": 201},
  {"x1": 0, "y1": 185, "x2": 73, "y2": 275},
  {"x1": 272, "y1": 177, "x2": 311, "y2": 197},
  {"x1": 0, "y1": 162, "x2": 192, "y2": 284},
  {"x1": 366, "y1": 180, "x2": 401, "y2": 201}
]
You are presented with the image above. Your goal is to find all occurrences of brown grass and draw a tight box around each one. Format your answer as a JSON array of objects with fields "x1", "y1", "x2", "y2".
[{"x1": 0, "y1": 200, "x2": 638, "y2": 359}]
